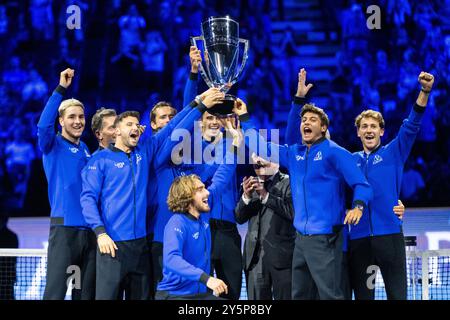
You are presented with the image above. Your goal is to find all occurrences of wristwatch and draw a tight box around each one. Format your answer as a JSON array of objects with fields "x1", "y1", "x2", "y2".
[
  {"x1": 194, "y1": 95, "x2": 202, "y2": 106},
  {"x1": 354, "y1": 204, "x2": 365, "y2": 211}
]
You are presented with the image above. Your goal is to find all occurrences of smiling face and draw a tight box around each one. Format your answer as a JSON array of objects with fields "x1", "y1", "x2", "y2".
[
  {"x1": 201, "y1": 112, "x2": 222, "y2": 141},
  {"x1": 59, "y1": 106, "x2": 85, "y2": 143},
  {"x1": 151, "y1": 106, "x2": 176, "y2": 131},
  {"x1": 189, "y1": 179, "x2": 210, "y2": 215},
  {"x1": 115, "y1": 116, "x2": 140, "y2": 150},
  {"x1": 300, "y1": 111, "x2": 327, "y2": 146},
  {"x1": 357, "y1": 116, "x2": 384, "y2": 153}
]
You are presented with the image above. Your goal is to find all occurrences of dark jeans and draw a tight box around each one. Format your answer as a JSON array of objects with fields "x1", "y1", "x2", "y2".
[
  {"x1": 43, "y1": 226, "x2": 96, "y2": 300},
  {"x1": 348, "y1": 233, "x2": 407, "y2": 300},
  {"x1": 96, "y1": 236, "x2": 151, "y2": 300},
  {"x1": 291, "y1": 230, "x2": 344, "y2": 300},
  {"x1": 210, "y1": 219, "x2": 242, "y2": 300}
]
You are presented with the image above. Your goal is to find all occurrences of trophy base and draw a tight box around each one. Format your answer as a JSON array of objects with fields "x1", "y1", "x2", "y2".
[{"x1": 208, "y1": 94, "x2": 235, "y2": 116}]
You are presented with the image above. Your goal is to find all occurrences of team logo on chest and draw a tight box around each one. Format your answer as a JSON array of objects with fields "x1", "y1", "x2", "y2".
[
  {"x1": 192, "y1": 232, "x2": 199, "y2": 240},
  {"x1": 136, "y1": 153, "x2": 142, "y2": 165},
  {"x1": 296, "y1": 155, "x2": 305, "y2": 161},
  {"x1": 373, "y1": 155, "x2": 383, "y2": 165},
  {"x1": 69, "y1": 147, "x2": 79, "y2": 154},
  {"x1": 114, "y1": 162, "x2": 125, "y2": 169},
  {"x1": 313, "y1": 151, "x2": 322, "y2": 161}
]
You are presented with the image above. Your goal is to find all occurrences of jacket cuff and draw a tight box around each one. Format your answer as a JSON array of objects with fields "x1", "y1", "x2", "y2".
[
  {"x1": 94, "y1": 226, "x2": 106, "y2": 237},
  {"x1": 239, "y1": 113, "x2": 250, "y2": 122},
  {"x1": 352, "y1": 200, "x2": 366, "y2": 210},
  {"x1": 413, "y1": 103, "x2": 426, "y2": 114},
  {"x1": 189, "y1": 72, "x2": 199, "y2": 80},
  {"x1": 293, "y1": 96, "x2": 307, "y2": 106},
  {"x1": 199, "y1": 272, "x2": 210, "y2": 285},
  {"x1": 196, "y1": 101, "x2": 207, "y2": 113},
  {"x1": 54, "y1": 85, "x2": 67, "y2": 96}
]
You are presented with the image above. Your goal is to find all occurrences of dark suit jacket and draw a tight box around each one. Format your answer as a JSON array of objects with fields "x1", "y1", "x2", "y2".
[{"x1": 235, "y1": 172, "x2": 295, "y2": 271}]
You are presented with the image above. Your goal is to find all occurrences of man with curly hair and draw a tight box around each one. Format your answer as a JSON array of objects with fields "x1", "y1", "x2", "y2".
[{"x1": 156, "y1": 118, "x2": 243, "y2": 300}]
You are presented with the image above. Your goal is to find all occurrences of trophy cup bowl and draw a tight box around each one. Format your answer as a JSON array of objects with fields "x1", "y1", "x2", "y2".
[{"x1": 191, "y1": 16, "x2": 249, "y2": 116}]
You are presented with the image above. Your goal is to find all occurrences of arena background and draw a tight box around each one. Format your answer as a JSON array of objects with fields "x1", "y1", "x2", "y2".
[{"x1": 0, "y1": 0, "x2": 449, "y2": 300}]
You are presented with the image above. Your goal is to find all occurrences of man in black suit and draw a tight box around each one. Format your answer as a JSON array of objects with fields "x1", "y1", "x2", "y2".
[{"x1": 235, "y1": 154, "x2": 295, "y2": 300}]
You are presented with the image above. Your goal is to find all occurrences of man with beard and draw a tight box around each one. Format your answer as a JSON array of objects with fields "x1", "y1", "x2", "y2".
[
  {"x1": 80, "y1": 88, "x2": 224, "y2": 299},
  {"x1": 156, "y1": 118, "x2": 243, "y2": 300},
  {"x1": 38, "y1": 68, "x2": 96, "y2": 300}
]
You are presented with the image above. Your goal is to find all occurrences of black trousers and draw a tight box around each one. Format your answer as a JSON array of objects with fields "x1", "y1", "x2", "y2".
[
  {"x1": 348, "y1": 233, "x2": 407, "y2": 300},
  {"x1": 245, "y1": 246, "x2": 292, "y2": 300},
  {"x1": 96, "y1": 236, "x2": 151, "y2": 300},
  {"x1": 210, "y1": 219, "x2": 243, "y2": 300},
  {"x1": 151, "y1": 241, "x2": 163, "y2": 295},
  {"x1": 342, "y1": 252, "x2": 352, "y2": 300},
  {"x1": 155, "y1": 290, "x2": 225, "y2": 300},
  {"x1": 43, "y1": 226, "x2": 96, "y2": 300},
  {"x1": 291, "y1": 230, "x2": 344, "y2": 300}
]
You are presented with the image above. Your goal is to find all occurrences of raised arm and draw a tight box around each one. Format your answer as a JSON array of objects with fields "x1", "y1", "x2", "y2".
[
  {"x1": 37, "y1": 69, "x2": 74, "y2": 154},
  {"x1": 152, "y1": 88, "x2": 226, "y2": 168},
  {"x1": 233, "y1": 98, "x2": 290, "y2": 169},
  {"x1": 182, "y1": 46, "x2": 201, "y2": 108},
  {"x1": 394, "y1": 71, "x2": 434, "y2": 163},
  {"x1": 286, "y1": 68, "x2": 313, "y2": 145}
]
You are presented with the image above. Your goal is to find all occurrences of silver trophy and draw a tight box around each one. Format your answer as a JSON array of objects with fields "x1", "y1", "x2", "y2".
[{"x1": 191, "y1": 16, "x2": 249, "y2": 115}]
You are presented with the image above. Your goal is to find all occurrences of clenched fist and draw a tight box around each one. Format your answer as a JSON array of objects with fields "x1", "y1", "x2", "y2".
[
  {"x1": 59, "y1": 68, "x2": 75, "y2": 88},
  {"x1": 418, "y1": 71, "x2": 434, "y2": 92}
]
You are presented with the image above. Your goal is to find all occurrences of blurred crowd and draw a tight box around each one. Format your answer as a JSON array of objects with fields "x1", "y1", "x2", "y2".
[
  {"x1": 0, "y1": 0, "x2": 448, "y2": 214},
  {"x1": 328, "y1": 0, "x2": 450, "y2": 206}
]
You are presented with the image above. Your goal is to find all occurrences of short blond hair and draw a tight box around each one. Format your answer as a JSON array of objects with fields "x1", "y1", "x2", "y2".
[
  {"x1": 167, "y1": 174, "x2": 201, "y2": 213},
  {"x1": 355, "y1": 110, "x2": 385, "y2": 129},
  {"x1": 58, "y1": 98, "x2": 84, "y2": 117}
]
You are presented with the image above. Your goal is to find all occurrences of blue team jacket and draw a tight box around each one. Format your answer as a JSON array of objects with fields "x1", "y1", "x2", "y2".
[
  {"x1": 146, "y1": 72, "x2": 199, "y2": 236},
  {"x1": 157, "y1": 213, "x2": 211, "y2": 295},
  {"x1": 197, "y1": 137, "x2": 238, "y2": 223},
  {"x1": 241, "y1": 117, "x2": 373, "y2": 235},
  {"x1": 156, "y1": 159, "x2": 236, "y2": 295},
  {"x1": 80, "y1": 105, "x2": 205, "y2": 241},
  {"x1": 37, "y1": 86, "x2": 91, "y2": 227},
  {"x1": 349, "y1": 105, "x2": 425, "y2": 240}
]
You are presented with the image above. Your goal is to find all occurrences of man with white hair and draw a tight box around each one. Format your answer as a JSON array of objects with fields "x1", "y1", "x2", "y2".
[
  {"x1": 38, "y1": 68, "x2": 96, "y2": 300},
  {"x1": 235, "y1": 154, "x2": 295, "y2": 300}
]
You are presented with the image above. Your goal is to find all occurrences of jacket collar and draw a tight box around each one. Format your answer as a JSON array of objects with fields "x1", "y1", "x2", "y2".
[
  {"x1": 184, "y1": 212, "x2": 200, "y2": 221},
  {"x1": 307, "y1": 136, "x2": 327, "y2": 149},
  {"x1": 363, "y1": 143, "x2": 382, "y2": 156},
  {"x1": 58, "y1": 132, "x2": 81, "y2": 147},
  {"x1": 109, "y1": 144, "x2": 133, "y2": 155}
]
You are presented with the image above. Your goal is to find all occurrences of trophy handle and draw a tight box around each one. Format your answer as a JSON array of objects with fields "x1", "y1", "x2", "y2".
[
  {"x1": 190, "y1": 36, "x2": 214, "y2": 89},
  {"x1": 233, "y1": 38, "x2": 249, "y2": 83}
]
